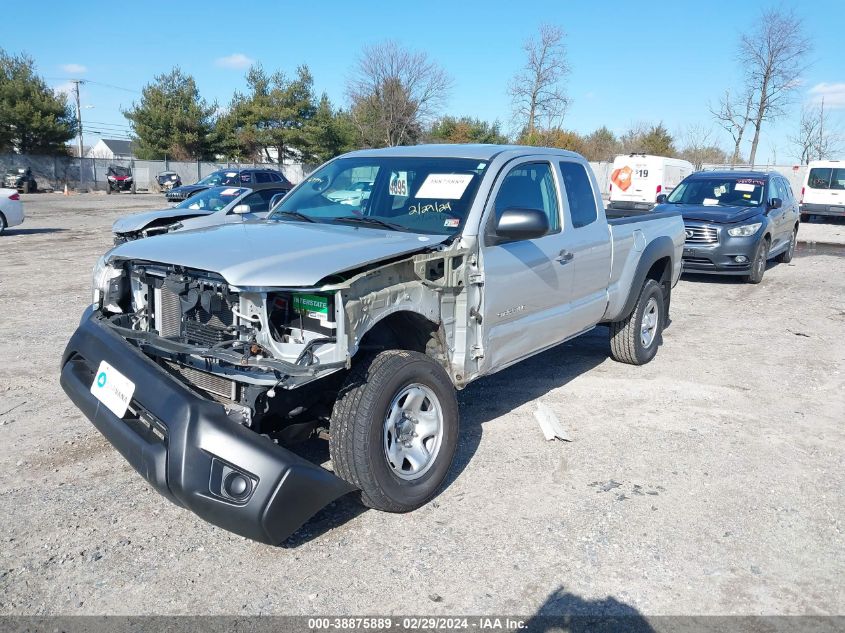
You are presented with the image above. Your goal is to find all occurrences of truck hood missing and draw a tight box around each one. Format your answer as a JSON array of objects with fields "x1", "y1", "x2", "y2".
[{"x1": 109, "y1": 220, "x2": 448, "y2": 287}]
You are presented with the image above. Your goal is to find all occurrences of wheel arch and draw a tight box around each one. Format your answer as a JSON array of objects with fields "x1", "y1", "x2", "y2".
[
  {"x1": 618, "y1": 236, "x2": 675, "y2": 320},
  {"x1": 357, "y1": 309, "x2": 446, "y2": 364}
]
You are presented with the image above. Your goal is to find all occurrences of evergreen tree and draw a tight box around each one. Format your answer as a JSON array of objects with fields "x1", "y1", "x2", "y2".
[
  {"x1": 0, "y1": 49, "x2": 77, "y2": 154},
  {"x1": 124, "y1": 67, "x2": 217, "y2": 160}
]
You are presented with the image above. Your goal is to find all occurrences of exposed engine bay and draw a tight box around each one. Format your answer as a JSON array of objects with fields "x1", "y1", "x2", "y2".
[{"x1": 92, "y1": 245, "x2": 480, "y2": 443}]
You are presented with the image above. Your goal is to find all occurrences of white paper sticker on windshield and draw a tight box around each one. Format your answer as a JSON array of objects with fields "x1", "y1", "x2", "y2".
[
  {"x1": 703, "y1": 198, "x2": 720, "y2": 206},
  {"x1": 389, "y1": 171, "x2": 409, "y2": 197},
  {"x1": 735, "y1": 183, "x2": 756, "y2": 192},
  {"x1": 415, "y1": 174, "x2": 474, "y2": 199},
  {"x1": 220, "y1": 188, "x2": 241, "y2": 196}
]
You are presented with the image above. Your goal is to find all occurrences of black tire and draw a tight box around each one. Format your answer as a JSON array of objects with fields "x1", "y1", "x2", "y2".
[
  {"x1": 609, "y1": 278, "x2": 665, "y2": 366},
  {"x1": 106, "y1": 185, "x2": 112, "y2": 195},
  {"x1": 800, "y1": 213, "x2": 809, "y2": 222},
  {"x1": 0, "y1": 212, "x2": 6, "y2": 235},
  {"x1": 330, "y1": 350, "x2": 459, "y2": 512},
  {"x1": 777, "y1": 226, "x2": 797, "y2": 263},
  {"x1": 745, "y1": 237, "x2": 769, "y2": 284},
  {"x1": 22, "y1": 181, "x2": 30, "y2": 194},
  {"x1": 131, "y1": 183, "x2": 137, "y2": 194}
]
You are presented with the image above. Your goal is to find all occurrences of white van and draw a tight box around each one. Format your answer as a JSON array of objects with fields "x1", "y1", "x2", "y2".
[
  {"x1": 800, "y1": 160, "x2": 845, "y2": 219},
  {"x1": 608, "y1": 154, "x2": 694, "y2": 210}
]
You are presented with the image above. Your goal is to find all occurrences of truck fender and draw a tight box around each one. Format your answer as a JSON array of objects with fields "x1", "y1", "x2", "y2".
[{"x1": 617, "y1": 236, "x2": 675, "y2": 320}]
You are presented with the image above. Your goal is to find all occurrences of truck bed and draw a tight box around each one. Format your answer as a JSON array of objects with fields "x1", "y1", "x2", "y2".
[{"x1": 603, "y1": 209, "x2": 684, "y2": 322}]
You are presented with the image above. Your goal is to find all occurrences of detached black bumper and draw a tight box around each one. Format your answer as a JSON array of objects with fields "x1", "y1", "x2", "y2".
[{"x1": 59, "y1": 311, "x2": 355, "y2": 544}]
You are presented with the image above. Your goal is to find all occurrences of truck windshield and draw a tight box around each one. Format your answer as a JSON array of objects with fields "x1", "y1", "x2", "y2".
[
  {"x1": 667, "y1": 177, "x2": 765, "y2": 207},
  {"x1": 270, "y1": 157, "x2": 489, "y2": 235}
]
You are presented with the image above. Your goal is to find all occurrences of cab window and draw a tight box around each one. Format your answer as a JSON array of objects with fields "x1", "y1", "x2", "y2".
[
  {"x1": 494, "y1": 163, "x2": 560, "y2": 232},
  {"x1": 559, "y1": 161, "x2": 598, "y2": 228}
]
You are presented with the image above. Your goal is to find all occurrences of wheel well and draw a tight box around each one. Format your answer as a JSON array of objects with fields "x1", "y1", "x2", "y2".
[
  {"x1": 359, "y1": 311, "x2": 442, "y2": 358},
  {"x1": 646, "y1": 256, "x2": 672, "y2": 301}
]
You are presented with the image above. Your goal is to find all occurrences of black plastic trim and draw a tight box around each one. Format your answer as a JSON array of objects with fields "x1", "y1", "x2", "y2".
[
  {"x1": 60, "y1": 312, "x2": 356, "y2": 544},
  {"x1": 618, "y1": 236, "x2": 676, "y2": 319}
]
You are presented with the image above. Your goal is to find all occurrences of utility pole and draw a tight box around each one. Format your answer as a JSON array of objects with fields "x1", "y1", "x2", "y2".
[
  {"x1": 72, "y1": 80, "x2": 84, "y2": 188},
  {"x1": 818, "y1": 96, "x2": 825, "y2": 161}
]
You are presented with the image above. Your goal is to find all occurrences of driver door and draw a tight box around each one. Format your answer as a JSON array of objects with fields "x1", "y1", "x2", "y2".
[{"x1": 479, "y1": 160, "x2": 577, "y2": 372}]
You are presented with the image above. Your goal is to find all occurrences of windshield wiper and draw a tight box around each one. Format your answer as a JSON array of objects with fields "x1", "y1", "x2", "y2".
[
  {"x1": 273, "y1": 210, "x2": 316, "y2": 223},
  {"x1": 331, "y1": 216, "x2": 406, "y2": 231}
]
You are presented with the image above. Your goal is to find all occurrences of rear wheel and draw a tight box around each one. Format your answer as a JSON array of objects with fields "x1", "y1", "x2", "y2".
[
  {"x1": 609, "y1": 278, "x2": 665, "y2": 365},
  {"x1": 745, "y1": 237, "x2": 769, "y2": 284},
  {"x1": 22, "y1": 181, "x2": 30, "y2": 194},
  {"x1": 330, "y1": 350, "x2": 459, "y2": 512},
  {"x1": 777, "y1": 226, "x2": 797, "y2": 263},
  {"x1": 0, "y1": 212, "x2": 7, "y2": 234}
]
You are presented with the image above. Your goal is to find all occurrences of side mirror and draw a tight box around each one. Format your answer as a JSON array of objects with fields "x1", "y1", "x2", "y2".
[
  {"x1": 655, "y1": 194, "x2": 668, "y2": 204},
  {"x1": 232, "y1": 204, "x2": 251, "y2": 215},
  {"x1": 768, "y1": 197, "x2": 782, "y2": 210},
  {"x1": 495, "y1": 208, "x2": 550, "y2": 242}
]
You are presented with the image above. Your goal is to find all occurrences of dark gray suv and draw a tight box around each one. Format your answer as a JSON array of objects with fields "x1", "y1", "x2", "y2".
[
  {"x1": 654, "y1": 170, "x2": 800, "y2": 283},
  {"x1": 165, "y1": 168, "x2": 292, "y2": 202}
]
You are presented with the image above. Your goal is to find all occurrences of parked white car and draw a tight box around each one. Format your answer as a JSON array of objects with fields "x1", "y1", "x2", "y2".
[
  {"x1": 0, "y1": 188, "x2": 24, "y2": 234},
  {"x1": 800, "y1": 160, "x2": 845, "y2": 220},
  {"x1": 609, "y1": 154, "x2": 694, "y2": 210}
]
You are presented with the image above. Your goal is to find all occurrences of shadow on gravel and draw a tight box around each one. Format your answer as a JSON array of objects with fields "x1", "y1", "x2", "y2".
[
  {"x1": 523, "y1": 586, "x2": 655, "y2": 633},
  {"x1": 446, "y1": 327, "x2": 609, "y2": 488},
  {"x1": 2, "y1": 227, "x2": 68, "y2": 236},
  {"x1": 285, "y1": 329, "x2": 610, "y2": 546}
]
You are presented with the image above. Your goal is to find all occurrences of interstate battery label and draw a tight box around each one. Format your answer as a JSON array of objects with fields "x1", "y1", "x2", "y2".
[{"x1": 293, "y1": 294, "x2": 329, "y2": 317}]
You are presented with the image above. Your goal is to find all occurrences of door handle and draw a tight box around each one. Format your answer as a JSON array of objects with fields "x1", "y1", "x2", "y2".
[{"x1": 555, "y1": 250, "x2": 574, "y2": 264}]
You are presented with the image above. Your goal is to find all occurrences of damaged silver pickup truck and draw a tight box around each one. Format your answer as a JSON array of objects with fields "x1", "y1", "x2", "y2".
[{"x1": 60, "y1": 145, "x2": 684, "y2": 544}]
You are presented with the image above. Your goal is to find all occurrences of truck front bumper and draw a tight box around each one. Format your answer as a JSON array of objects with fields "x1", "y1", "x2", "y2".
[{"x1": 59, "y1": 310, "x2": 355, "y2": 544}]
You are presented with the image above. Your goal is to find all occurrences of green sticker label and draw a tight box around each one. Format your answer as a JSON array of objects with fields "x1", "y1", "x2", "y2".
[{"x1": 293, "y1": 294, "x2": 329, "y2": 316}]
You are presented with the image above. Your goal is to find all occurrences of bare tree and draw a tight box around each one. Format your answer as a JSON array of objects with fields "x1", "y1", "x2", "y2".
[
  {"x1": 711, "y1": 88, "x2": 754, "y2": 164},
  {"x1": 510, "y1": 24, "x2": 570, "y2": 135},
  {"x1": 678, "y1": 124, "x2": 729, "y2": 169},
  {"x1": 740, "y1": 8, "x2": 811, "y2": 166},
  {"x1": 346, "y1": 41, "x2": 451, "y2": 147},
  {"x1": 790, "y1": 99, "x2": 843, "y2": 163}
]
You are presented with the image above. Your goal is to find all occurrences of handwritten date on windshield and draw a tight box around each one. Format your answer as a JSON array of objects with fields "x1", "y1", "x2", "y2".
[{"x1": 409, "y1": 201, "x2": 453, "y2": 215}]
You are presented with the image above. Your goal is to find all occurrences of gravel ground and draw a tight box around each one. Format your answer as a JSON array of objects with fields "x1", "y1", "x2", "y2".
[{"x1": 1, "y1": 193, "x2": 843, "y2": 617}]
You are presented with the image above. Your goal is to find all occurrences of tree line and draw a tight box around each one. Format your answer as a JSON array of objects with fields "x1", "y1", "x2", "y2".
[{"x1": 0, "y1": 8, "x2": 839, "y2": 165}]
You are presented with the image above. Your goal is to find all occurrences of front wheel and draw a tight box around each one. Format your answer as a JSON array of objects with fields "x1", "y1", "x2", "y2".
[
  {"x1": 330, "y1": 350, "x2": 459, "y2": 512},
  {"x1": 609, "y1": 278, "x2": 665, "y2": 365},
  {"x1": 745, "y1": 238, "x2": 769, "y2": 284},
  {"x1": 777, "y1": 227, "x2": 797, "y2": 263}
]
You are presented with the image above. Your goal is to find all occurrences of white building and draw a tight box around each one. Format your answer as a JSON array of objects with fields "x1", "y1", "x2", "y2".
[{"x1": 85, "y1": 139, "x2": 135, "y2": 160}]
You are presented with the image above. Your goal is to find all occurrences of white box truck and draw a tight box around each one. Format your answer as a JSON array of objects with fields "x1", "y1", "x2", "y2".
[
  {"x1": 800, "y1": 160, "x2": 845, "y2": 220},
  {"x1": 608, "y1": 154, "x2": 694, "y2": 210}
]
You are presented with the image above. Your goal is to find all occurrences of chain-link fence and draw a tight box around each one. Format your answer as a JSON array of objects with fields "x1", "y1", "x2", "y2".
[
  {"x1": 2, "y1": 152, "x2": 808, "y2": 199},
  {"x1": 0, "y1": 153, "x2": 314, "y2": 192}
]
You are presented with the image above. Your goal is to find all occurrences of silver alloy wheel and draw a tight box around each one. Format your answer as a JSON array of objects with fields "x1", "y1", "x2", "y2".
[
  {"x1": 383, "y1": 383, "x2": 444, "y2": 481},
  {"x1": 640, "y1": 297, "x2": 659, "y2": 348}
]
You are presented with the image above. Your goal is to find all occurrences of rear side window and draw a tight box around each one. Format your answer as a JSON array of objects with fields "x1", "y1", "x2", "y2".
[
  {"x1": 255, "y1": 172, "x2": 270, "y2": 183},
  {"x1": 559, "y1": 162, "x2": 598, "y2": 228},
  {"x1": 494, "y1": 162, "x2": 560, "y2": 232},
  {"x1": 269, "y1": 172, "x2": 282, "y2": 182},
  {"x1": 808, "y1": 167, "x2": 845, "y2": 190}
]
